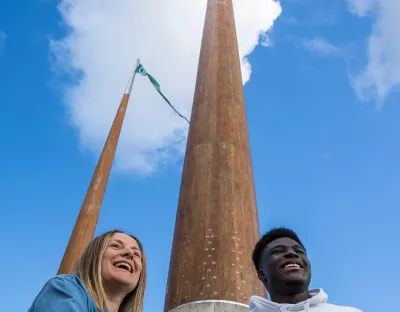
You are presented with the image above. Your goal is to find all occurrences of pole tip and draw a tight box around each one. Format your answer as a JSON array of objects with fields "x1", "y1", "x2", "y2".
[
  {"x1": 125, "y1": 59, "x2": 140, "y2": 94},
  {"x1": 125, "y1": 71, "x2": 135, "y2": 95}
]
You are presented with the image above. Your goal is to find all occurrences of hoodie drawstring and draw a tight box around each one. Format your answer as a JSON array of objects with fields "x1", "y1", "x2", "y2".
[{"x1": 305, "y1": 301, "x2": 310, "y2": 312}]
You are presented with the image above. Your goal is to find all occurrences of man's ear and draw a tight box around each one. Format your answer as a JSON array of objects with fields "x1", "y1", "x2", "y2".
[{"x1": 257, "y1": 269, "x2": 267, "y2": 284}]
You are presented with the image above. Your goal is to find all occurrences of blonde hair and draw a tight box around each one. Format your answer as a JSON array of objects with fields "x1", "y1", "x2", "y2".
[{"x1": 74, "y1": 230, "x2": 146, "y2": 312}]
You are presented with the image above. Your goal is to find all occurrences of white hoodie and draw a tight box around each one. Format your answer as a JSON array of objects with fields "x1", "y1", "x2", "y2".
[{"x1": 249, "y1": 289, "x2": 362, "y2": 312}]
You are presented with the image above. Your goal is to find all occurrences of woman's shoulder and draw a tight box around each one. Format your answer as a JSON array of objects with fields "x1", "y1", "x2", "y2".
[
  {"x1": 28, "y1": 274, "x2": 97, "y2": 311},
  {"x1": 42, "y1": 274, "x2": 88, "y2": 295},
  {"x1": 49, "y1": 274, "x2": 86, "y2": 286}
]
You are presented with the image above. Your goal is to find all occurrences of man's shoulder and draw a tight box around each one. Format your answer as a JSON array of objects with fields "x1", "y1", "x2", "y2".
[{"x1": 321, "y1": 303, "x2": 362, "y2": 312}]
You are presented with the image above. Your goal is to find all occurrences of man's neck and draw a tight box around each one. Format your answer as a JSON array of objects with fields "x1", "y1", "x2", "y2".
[{"x1": 269, "y1": 289, "x2": 310, "y2": 304}]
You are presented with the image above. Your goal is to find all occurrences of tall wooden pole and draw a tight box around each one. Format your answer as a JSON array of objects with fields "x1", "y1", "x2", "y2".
[
  {"x1": 58, "y1": 60, "x2": 140, "y2": 274},
  {"x1": 164, "y1": 1, "x2": 263, "y2": 311}
]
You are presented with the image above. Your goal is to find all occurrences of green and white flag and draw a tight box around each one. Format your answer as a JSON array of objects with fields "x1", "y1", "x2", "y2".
[{"x1": 136, "y1": 63, "x2": 190, "y2": 124}]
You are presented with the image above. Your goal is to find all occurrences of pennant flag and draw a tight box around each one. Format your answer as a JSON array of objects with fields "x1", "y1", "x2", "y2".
[{"x1": 136, "y1": 63, "x2": 190, "y2": 124}]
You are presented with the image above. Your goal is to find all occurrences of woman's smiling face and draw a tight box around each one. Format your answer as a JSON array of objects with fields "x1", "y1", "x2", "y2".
[{"x1": 101, "y1": 232, "x2": 143, "y2": 292}]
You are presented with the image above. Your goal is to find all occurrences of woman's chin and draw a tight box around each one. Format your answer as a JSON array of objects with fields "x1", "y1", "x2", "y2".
[{"x1": 105, "y1": 273, "x2": 137, "y2": 291}]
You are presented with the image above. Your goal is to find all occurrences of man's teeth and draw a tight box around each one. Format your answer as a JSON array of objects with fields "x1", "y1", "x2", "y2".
[
  {"x1": 115, "y1": 262, "x2": 132, "y2": 272},
  {"x1": 284, "y1": 263, "x2": 300, "y2": 269}
]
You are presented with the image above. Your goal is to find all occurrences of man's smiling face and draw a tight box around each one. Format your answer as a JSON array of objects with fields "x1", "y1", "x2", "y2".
[{"x1": 259, "y1": 237, "x2": 311, "y2": 293}]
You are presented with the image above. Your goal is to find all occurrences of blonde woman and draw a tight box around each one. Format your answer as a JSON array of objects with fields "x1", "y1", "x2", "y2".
[{"x1": 29, "y1": 230, "x2": 146, "y2": 312}]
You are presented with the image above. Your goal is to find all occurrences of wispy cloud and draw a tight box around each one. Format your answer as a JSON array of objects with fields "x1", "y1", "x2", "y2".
[
  {"x1": 347, "y1": 0, "x2": 400, "y2": 107},
  {"x1": 317, "y1": 152, "x2": 332, "y2": 161},
  {"x1": 280, "y1": 16, "x2": 300, "y2": 26},
  {"x1": 50, "y1": 0, "x2": 282, "y2": 175},
  {"x1": 0, "y1": 30, "x2": 6, "y2": 52},
  {"x1": 302, "y1": 37, "x2": 342, "y2": 57}
]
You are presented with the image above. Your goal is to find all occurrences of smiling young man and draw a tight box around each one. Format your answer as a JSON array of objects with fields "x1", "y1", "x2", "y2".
[{"x1": 249, "y1": 227, "x2": 362, "y2": 312}]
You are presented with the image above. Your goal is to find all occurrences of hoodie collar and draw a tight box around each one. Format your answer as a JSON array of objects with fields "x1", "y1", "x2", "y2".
[{"x1": 250, "y1": 289, "x2": 328, "y2": 312}]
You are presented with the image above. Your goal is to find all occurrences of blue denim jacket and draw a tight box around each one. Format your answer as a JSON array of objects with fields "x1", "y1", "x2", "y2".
[{"x1": 28, "y1": 274, "x2": 100, "y2": 311}]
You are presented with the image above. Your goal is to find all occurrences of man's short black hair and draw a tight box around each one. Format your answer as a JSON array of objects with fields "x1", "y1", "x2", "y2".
[{"x1": 252, "y1": 227, "x2": 306, "y2": 271}]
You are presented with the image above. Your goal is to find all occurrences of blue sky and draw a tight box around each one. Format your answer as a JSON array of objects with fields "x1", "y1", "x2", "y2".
[{"x1": 0, "y1": 0, "x2": 399, "y2": 311}]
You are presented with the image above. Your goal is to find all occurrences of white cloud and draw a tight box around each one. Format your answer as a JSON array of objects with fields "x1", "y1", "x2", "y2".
[
  {"x1": 0, "y1": 30, "x2": 6, "y2": 52},
  {"x1": 347, "y1": 0, "x2": 376, "y2": 16},
  {"x1": 347, "y1": 0, "x2": 400, "y2": 106},
  {"x1": 51, "y1": 0, "x2": 282, "y2": 174},
  {"x1": 302, "y1": 37, "x2": 341, "y2": 57}
]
